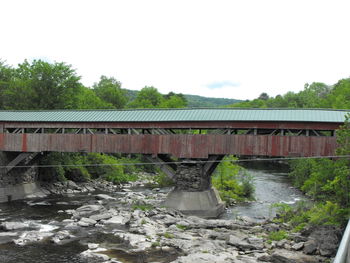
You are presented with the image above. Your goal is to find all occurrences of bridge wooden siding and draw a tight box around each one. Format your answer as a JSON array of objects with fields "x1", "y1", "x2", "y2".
[
  {"x1": 1, "y1": 108, "x2": 348, "y2": 158},
  {"x1": 0, "y1": 133, "x2": 338, "y2": 158}
]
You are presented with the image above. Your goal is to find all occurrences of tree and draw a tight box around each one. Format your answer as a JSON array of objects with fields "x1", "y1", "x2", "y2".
[
  {"x1": 328, "y1": 79, "x2": 350, "y2": 109},
  {"x1": 93, "y1": 76, "x2": 127, "y2": 109},
  {"x1": 258, "y1": 92, "x2": 269, "y2": 100},
  {"x1": 160, "y1": 92, "x2": 188, "y2": 108},
  {"x1": 160, "y1": 94, "x2": 187, "y2": 108},
  {"x1": 3, "y1": 60, "x2": 82, "y2": 110},
  {"x1": 77, "y1": 87, "x2": 114, "y2": 109},
  {"x1": 128, "y1": 86, "x2": 164, "y2": 108},
  {"x1": 0, "y1": 61, "x2": 14, "y2": 109}
]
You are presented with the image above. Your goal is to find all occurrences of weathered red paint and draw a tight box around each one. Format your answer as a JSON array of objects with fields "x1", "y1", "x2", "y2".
[
  {"x1": 22, "y1": 133, "x2": 27, "y2": 152},
  {"x1": 0, "y1": 133, "x2": 338, "y2": 158}
]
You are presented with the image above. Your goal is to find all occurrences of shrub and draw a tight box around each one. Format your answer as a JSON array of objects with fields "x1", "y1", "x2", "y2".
[
  {"x1": 268, "y1": 230, "x2": 288, "y2": 241},
  {"x1": 212, "y1": 156, "x2": 255, "y2": 203}
]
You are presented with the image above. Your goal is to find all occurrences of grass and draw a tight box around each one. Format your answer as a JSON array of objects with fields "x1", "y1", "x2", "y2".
[
  {"x1": 268, "y1": 230, "x2": 288, "y2": 241},
  {"x1": 163, "y1": 232, "x2": 175, "y2": 239},
  {"x1": 131, "y1": 202, "x2": 154, "y2": 211},
  {"x1": 176, "y1": 224, "x2": 188, "y2": 230}
]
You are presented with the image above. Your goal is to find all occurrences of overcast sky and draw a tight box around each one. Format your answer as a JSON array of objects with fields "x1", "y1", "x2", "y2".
[{"x1": 1, "y1": 0, "x2": 349, "y2": 100}]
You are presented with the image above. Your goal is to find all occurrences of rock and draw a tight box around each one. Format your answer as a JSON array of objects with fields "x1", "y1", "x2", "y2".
[
  {"x1": 276, "y1": 239, "x2": 288, "y2": 248},
  {"x1": 264, "y1": 223, "x2": 280, "y2": 232},
  {"x1": 258, "y1": 253, "x2": 272, "y2": 262},
  {"x1": 14, "y1": 231, "x2": 54, "y2": 245},
  {"x1": 308, "y1": 225, "x2": 341, "y2": 256},
  {"x1": 84, "y1": 185, "x2": 95, "y2": 192},
  {"x1": 103, "y1": 215, "x2": 129, "y2": 225},
  {"x1": 289, "y1": 232, "x2": 308, "y2": 243},
  {"x1": 66, "y1": 180, "x2": 80, "y2": 190},
  {"x1": 227, "y1": 235, "x2": 261, "y2": 251},
  {"x1": 51, "y1": 230, "x2": 72, "y2": 244},
  {"x1": 89, "y1": 212, "x2": 112, "y2": 221},
  {"x1": 303, "y1": 239, "x2": 317, "y2": 255},
  {"x1": 172, "y1": 252, "x2": 236, "y2": 263},
  {"x1": 78, "y1": 217, "x2": 97, "y2": 227},
  {"x1": 28, "y1": 201, "x2": 51, "y2": 206},
  {"x1": 72, "y1": 204, "x2": 105, "y2": 219},
  {"x1": 88, "y1": 243, "x2": 99, "y2": 249},
  {"x1": 271, "y1": 249, "x2": 323, "y2": 263},
  {"x1": 80, "y1": 248, "x2": 109, "y2": 261},
  {"x1": 95, "y1": 194, "x2": 116, "y2": 201},
  {"x1": 115, "y1": 233, "x2": 151, "y2": 250},
  {"x1": 1, "y1": 222, "x2": 29, "y2": 231},
  {"x1": 292, "y1": 242, "x2": 304, "y2": 251},
  {"x1": 247, "y1": 237, "x2": 264, "y2": 250}
]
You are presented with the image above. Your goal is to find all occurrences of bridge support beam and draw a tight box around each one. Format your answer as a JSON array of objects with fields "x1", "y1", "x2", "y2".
[{"x1": 163, "y1": 155, "x2": 225, "y2": 218}]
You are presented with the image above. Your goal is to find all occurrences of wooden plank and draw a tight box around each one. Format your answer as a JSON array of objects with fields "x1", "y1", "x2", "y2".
[{"x1": 0, "y1": 133, "x2": 339, "y2": 158}]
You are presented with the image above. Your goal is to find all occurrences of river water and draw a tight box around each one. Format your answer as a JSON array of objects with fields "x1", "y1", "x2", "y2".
[
  {"x1": 0, "y1": 163, "x2": 305, "y2": 263},
  {"x1": 226, "y1": 162, "x2": 305, "y2": 221}
]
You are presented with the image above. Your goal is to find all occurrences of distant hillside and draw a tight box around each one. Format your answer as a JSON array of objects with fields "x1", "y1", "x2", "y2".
[
  {"x1": 184, "y1": 94, "x2": 241, "y2": 107},
  {"x1": 123, "y1": 89, "x2": 241, "y2": 108}
]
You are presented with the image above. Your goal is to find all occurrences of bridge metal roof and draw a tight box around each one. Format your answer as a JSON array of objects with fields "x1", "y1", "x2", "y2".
[{"x1": 0, "y1": 108, "x2": 349, "y2": 123}]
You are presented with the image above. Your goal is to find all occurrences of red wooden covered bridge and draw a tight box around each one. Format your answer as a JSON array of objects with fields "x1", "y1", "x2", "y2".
[
  {"x1": 0, "y1": 108, "x2": 348, "y2": 158},
  {"x1": 0, "y1": 108, "x2": 349, "y2": 217}
]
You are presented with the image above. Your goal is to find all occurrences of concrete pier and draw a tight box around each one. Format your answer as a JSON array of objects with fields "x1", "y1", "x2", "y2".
[{"x1": 164, "y1": 160, "x2": 225, "y2": 218}]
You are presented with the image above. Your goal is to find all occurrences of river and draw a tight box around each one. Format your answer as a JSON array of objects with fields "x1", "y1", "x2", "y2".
[
  {"x1": 226, "y1": 162, "x2": 305, "y2": 221},
  {"x1": 0, "y1": 163, "x2": 305, "y2": 263}
]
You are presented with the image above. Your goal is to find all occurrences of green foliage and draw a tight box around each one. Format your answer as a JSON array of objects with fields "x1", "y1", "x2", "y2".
[
  {"x1": 176, "y1": 224, "x2": 188, "y2": 230},
  {"x1": 228, "y1": 79, "x2": 350, "y2": 109},
  {"x1": 39, "y1": 152, "x2": 139, "y2": 184},
  {"x1": 151, "y1": 241, "x2": 160, "y2": 247},
  {"x1": 159, "y1": 93, "x2": 187, "y2": 108},
  {"x1": 163, "y1": 232, "x2": 175, "y2": 239},
  {"x1": 212, "y1": 156, "x2": 255, "y2": 203},
  {"x1": 268, "y1": 230, "x2": 288, "y2": 241},
  {"x1": 283, "y1": 115, "x2": 350, "y2": 227},
  {"x1": 149, "y1": 172, "x2": 174, "y2": 188},
  {"x1": 184, "y1": 94, "x2": 241, "y2": 107},
  {"x1": 76, "y1": 87, "x2": 114, "y2": 109},
  {"x1": 93, "y1": 76, "x2": 127, "y2": 109},
  {"x1": 40, "y1": 153, "x2": 90, "y2": 182},
  {"x1": 85, "y1": 153, "x2": 139, "y2": 184},
  {"x1": 3, "y1": 60, "x2": 82, "y2": 110},
  {"x1": 273, "y1": 201, "x2": 348, "y2": 230},
  {"x1": 131, "y1": 202, "x2": 154, "y2": 211},
  {"x1": 128, "y1": 86, "x2": 164, "y2": 108}
]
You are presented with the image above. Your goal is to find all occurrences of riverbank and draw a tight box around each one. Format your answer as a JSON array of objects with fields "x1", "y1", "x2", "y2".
[{"x1": 0, "y1": 174, "x2": 340, "y2": 263}]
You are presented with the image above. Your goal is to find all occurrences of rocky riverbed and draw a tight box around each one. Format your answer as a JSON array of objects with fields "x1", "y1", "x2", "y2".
[{"x1": 0, "y1": 175, "x2": 341, "y2": 263}]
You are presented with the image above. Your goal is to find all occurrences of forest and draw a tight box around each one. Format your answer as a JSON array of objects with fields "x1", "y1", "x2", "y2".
[{"x1": 1, "y1": 59, "x2": 350, "y2": 228}]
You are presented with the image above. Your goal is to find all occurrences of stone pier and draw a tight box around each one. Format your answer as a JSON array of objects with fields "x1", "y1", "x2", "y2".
[{"x1": 163, "y1": 158, "x2": 225, "y2": 218}]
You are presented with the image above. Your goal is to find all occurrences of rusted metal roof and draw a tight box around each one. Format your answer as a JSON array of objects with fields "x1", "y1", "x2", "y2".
[{"x1": 0, "y1": 108, "x2": 349, "y2": 123}]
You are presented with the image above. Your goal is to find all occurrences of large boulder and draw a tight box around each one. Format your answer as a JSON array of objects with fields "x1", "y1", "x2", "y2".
[
  {"x1": 72, "y1": 204, "x2": 105, "y2": 219},
  {"x1": 308, "y1": 225, "x2": 341, "y2": 256},
  {"x1": 271, "y1": 249, "x2": 325, "y2": 263}
]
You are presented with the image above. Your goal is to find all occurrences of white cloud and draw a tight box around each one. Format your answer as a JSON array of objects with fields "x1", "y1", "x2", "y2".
[{"x1": 0, "y1": 0, "x2": 349, "y2": 100}]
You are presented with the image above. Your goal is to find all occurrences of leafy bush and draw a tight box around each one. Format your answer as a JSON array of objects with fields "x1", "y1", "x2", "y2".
[
  {"x1": 149, "y1": 172, "x2": 175, "y2": 188},
  {"x1": 272, "y1": 201, "x2": 349, "y2": 231},
  {"x1": 40, "y1": 152, "x2": 140, "y2": 184},
  {"x1": 212, "y1": 156, "x2": 255, "y2": 203}
]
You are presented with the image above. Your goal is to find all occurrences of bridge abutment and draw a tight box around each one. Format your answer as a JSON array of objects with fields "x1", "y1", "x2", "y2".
[
  {"x1": 163, "y1": 157, "x2": 225, "y2": 218},
  {"x1": 0, "y1": 152, "x2": 45, "y2": 203}
]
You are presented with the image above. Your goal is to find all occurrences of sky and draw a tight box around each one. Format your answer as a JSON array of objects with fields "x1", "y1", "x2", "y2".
[{"x1": 0, "y1": 0, "x2": 350, "y2": 100}]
